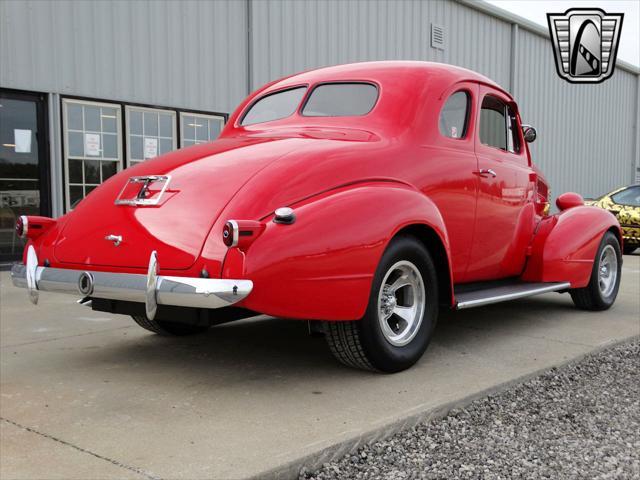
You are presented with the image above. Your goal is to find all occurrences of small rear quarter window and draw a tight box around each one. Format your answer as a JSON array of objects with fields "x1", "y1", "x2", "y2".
[
  {"x1": 439, "y1": 91, "x2": 470, "y2": 139},
  {"x1": 302, "y1": 83, "x2": 378, "y2": 117},
  {"x1": 241, "y1": 87, "x2": 307, "y2": 126}
]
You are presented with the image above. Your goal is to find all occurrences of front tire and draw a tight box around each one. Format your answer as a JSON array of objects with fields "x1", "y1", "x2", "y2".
[
  {"x1": 324, "y1": 235, "x2": 439, "y2": 373},
  {"x1": 131, "y1": 315, "x2": 210, "y2": 336},
  {"x1": 570, "y1": 231, "x2": 621, "y2": 311}
]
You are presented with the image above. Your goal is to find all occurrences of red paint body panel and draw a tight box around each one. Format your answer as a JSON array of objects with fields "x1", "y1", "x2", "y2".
[
  {"x1": 22, "y1": 61, "x2": 621, "y2": 320},
  {"x1": 522, "y1": 206, "x2": 621, "y2": 288}
]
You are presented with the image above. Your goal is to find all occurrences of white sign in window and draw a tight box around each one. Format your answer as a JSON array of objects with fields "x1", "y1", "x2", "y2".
[
  {"x1": 62, "y1": 98, "x2": 122, "y2": 210},
  {"x1": 125, "y1": 106, "x2": 176, "y2": 166}
]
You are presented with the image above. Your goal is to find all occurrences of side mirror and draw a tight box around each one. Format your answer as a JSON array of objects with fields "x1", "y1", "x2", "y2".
[{"x1": 522, "y1": 124, "x2": 537, "y2": 143}]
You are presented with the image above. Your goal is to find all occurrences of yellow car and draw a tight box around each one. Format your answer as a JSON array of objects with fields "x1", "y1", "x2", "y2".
[{"x1": 586, "y1": 185, "x2": 640, "y2": 255}]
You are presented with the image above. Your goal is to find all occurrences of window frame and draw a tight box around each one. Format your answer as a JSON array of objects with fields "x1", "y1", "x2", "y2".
[
  {"x1": 478, "y1": 94, "x2": 521, "y2": 155},
  {"x1": 179, "y1": 111, "x2": 226, "y2": 147},
  {"x1": 300, "y1": 81, "x2": 380, "y2": 118},
  {"x1": 62, "y1": 98, "x2": 123, "y2": 211},
  {"x1": 125, "y1": 105, "x2": 177, "y2": 166},
  {"x1": 438, "y1": 89, "x2": 471, "y2": 140}
]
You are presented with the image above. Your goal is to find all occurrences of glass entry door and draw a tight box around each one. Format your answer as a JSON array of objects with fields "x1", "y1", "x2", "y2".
[{"x1": 0, "y1": 90, "x2": 50, "y2": 262}]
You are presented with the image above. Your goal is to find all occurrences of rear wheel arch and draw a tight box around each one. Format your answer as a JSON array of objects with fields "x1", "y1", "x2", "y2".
[{"x1": 391, "y1": 223, "x2": 453, "y2": 308}]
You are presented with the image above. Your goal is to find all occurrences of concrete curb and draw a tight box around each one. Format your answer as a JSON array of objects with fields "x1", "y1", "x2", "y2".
[{"x1": 250, "y1": 335, "x2": 640, "y2": 480}]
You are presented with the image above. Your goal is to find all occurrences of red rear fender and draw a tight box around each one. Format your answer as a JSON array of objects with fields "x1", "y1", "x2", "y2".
[{"x1": 225, "y1": 182, "x2": 452, "y2": 320}]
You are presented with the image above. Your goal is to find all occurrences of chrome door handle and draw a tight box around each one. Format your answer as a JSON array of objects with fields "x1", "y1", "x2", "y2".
[
  {"x1": 104, "y1": 234, "x2": 122, "y2": 246},
  {"x1": 478, "y1": 168, "x2": 497, "y2": 178}
]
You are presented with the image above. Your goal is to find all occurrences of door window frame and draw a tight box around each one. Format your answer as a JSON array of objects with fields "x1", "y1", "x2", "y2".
[
  {"x1": 0, "y1": 88, "x2": 51, "y2": 262},
  {"x1": 0, "y1": 88, "x2": 51, "y2": 217}
]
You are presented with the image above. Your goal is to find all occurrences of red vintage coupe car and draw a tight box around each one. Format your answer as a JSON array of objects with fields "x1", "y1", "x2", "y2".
[{"x1": 12, "y1": 62, "x2": 622, "y2": 372}]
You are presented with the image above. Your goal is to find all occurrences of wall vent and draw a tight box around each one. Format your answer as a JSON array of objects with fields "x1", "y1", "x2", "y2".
[{"x1": 431, "y1": 24, "x2": 445, "y2": 50}]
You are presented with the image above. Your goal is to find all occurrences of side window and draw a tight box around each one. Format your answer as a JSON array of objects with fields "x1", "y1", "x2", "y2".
[
  {"x1": 480, "y1": 96, "x2": 520, "y2": 153},
  {"x1": 611, "y1": 186, "x2": 640, "y2": 207},
  {"x1": 480, "y1": 96, "x2": 506, "y2": 150},
  {"x1": 439, "y1": 91, "x2": 470, "y2": 139}
]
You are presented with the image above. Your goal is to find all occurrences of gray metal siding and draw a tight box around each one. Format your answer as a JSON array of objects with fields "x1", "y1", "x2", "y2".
[
  {"x1": 0, "y1": 0, "x2": 248, "y2": 114},
  {"x1": 515, "y1": 28, "x2": 638, "y2": 199},
  {"x1": 249, "y1": 0, "x2": 511, "y2": 90}
]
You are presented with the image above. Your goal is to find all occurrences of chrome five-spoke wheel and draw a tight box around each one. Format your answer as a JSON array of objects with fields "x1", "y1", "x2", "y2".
[{"x1": 377, "y1": 261, "x2": 426, "y2": 347}]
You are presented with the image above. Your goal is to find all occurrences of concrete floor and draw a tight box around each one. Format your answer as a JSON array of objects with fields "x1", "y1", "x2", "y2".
[{"x1": 1, "y1": 255, "x2": 639, "y2": 480}]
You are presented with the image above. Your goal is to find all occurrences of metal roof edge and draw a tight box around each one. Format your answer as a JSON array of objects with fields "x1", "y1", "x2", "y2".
[{"x1": 455, "y1": 0, "x2": 640, "y2": 76}]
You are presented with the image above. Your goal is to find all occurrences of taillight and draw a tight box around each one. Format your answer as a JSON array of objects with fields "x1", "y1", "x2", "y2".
[
  {"x1": 15, "y1": 215, "x2": 27, "y2": 239},
  {"x1": 223, "y1": 220, "x2": 239, "y2": 247},
  {"x1": 223, "y1": 220, "x2": 265, "y2": 249},
  {"x1": 15, "y1": 216, "x2": 56, "y2": 240}
]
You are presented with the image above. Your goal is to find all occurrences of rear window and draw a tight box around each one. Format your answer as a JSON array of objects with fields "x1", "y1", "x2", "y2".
[
  {"x1": 241, "y1": 87, "x2": 307, "y2": 126},
  {"x1": 302, "y1": 83, "x2": 378, "y2": 117}
]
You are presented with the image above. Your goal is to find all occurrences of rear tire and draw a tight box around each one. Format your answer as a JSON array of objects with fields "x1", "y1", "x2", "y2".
[
  {"x1": 324, "y1": 235, "x2": 439, "y2": 373},
  {"x1": 570, "y1": 232, "x2": 621, "y2": 311},
  {"x1": 131, "y1": 315, "x2": 210, "y2": 336},
  {"x1": 623, "y1": 245, "x2": 637, "y2": 255}
]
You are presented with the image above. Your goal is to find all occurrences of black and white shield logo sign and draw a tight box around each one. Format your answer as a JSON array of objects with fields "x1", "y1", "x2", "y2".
[{"x1": 547, "y1": 8, "x2": 624, "y2": 84}]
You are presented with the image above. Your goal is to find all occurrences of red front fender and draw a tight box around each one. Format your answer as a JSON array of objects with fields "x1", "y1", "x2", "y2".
[
  {"x1": 522, "y1": 206, "x2": 621, "y2": 287},
  {"x1": 225, "y1": 182, "x2": 452, "y2": 320}
]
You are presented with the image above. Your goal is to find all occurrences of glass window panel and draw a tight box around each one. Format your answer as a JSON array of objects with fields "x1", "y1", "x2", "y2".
[
  {"x1": 241, "y1": 87, "x2": 306, "y2": 125},
  {"x1": 210, "y1": 119, "x2": 222, "y2": 139},
  {"x1": 129, "y1": 111, "x2": 143, "y2": 135},
  {"x1": 84, "y1": 160, "x2": 101, "y2": 184},
  {"x1": 85, "y1": 185, "x2": 97, "y2": 196},
  {"x1": 103, "y1": 133, "x2": 118, "y2": 159},
  {"x1": 159, "y1": 114, "x2": 173, "y2": 137},
  {"x1": 302, "y1": 83, "x2": 378, "y2": 117},
  {"x1": 159, "y1": 138, "x2": 173, "y2": 155},
  {"x1": 101, "y1": 108, "x2": 118, "y2": 133},
  {"x1": 69, "y1": 186, "x2": 84, "y2": 208},
  {"x1": 195, "y1": 119, "x2": 209, "y2": 141},
  {"x1": 102, "y1": 161, "x2": 117, "y2": 180},
  {"x1": 182, "y1": 139, "x2": 195, "y2": 147},
  {"x1": 69, "y1": 160, "x2": 83, "y2": 184},
  {"x1": 439, "y1": 91, "x2": 469, "y2": 139},
  {"x1": 480, "y1": 96, "x2": 507, "y2": 150},
  {"x1": 68, "y1": 104, "x2": 83, "y2": 130},
  {"x1": 144, "y1": 112, "x2": 158, "y2": 136},
  {"x1": 182, "y1": 116, "x2": 195, "y2": 139},
  {"x1": 68, "y1": 131, "x2": 84, "y2": 156},
  {"x1": 130, "y1": 135, "x2": 143, "y2": 160},
  {"x1": 84, "y1": 105, "x2": 101, "y2": 132}
]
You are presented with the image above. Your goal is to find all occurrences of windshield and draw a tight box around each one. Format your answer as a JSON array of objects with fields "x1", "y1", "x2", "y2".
[
  {"x1": 302, "y1": 83, "x2": 378, "y2": 117},
  {"x1": 241, "y1": 87, "x2": 307, "y2": 126}
]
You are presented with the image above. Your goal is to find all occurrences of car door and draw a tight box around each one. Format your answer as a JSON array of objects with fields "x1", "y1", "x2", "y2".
[
  {"x1": 465, "y1": 86, "x2": 536, "y2": 281},
  {"x1": 417, "y1": 82, "x2": 479, "y2": 283}
]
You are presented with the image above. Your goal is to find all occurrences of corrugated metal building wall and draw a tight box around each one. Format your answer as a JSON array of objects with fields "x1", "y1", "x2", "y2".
[{"x1": 1, "y1": 0, "x2": 638, "y2": 217}]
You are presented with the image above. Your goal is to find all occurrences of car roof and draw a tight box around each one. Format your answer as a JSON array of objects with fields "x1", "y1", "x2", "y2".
[{"x1": 263, "y1": 61, "x2": 511, "y2": 99}]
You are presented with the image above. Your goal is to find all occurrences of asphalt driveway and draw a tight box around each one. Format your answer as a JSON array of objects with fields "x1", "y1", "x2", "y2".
[{"x1": 1, "y1": 255, "x2": 639, "y2": 480}]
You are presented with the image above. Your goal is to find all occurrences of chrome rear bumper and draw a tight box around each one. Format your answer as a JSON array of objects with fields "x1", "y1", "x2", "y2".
[{"x1": 11, "y1": 246, "x2": 253, "y2": 320}]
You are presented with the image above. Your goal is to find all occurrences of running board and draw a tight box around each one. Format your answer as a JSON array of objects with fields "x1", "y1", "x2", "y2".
[{"x1": 455, "y1": 282, "x2": 571, "y2": 310}]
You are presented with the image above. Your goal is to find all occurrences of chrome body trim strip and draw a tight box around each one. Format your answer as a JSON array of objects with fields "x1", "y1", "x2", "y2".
[
  {"x1": 11, "y1": 251, "x2": 253, "y2": 313},
  {"x1": 455, "y1": 282, "x2": 571, "y2": 309}
]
